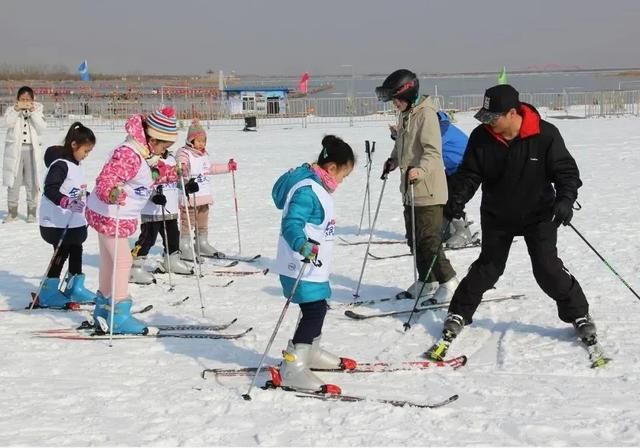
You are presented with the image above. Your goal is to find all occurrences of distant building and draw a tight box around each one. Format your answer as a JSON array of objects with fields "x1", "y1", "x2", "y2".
[{"x1": 223, "y1": 87, "x2": 289, "y2": 116}]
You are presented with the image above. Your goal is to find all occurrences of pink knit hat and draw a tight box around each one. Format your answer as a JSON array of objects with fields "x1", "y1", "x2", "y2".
[{"x1": 187, "y1": 118, "x2": 207, "y2": 143}]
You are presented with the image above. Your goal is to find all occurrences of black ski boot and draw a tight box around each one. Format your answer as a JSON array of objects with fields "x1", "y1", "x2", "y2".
[{"x1": 424, "y1": 314, "x2": 465, "y2": 361}]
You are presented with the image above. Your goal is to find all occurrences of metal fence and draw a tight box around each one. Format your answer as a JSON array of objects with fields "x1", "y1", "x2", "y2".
[{"x1": 1, "y1": 90, "x2": 638, "y2": 130}]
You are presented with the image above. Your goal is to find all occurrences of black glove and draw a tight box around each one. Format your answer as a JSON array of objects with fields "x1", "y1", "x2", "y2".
[
  {"x1": 381, "y1": 158, "x2": 397, "y2": 179},
  {"x1": 444, "y1": 198, "x2": 465, "y2": 221},
  {"x1": 185, "y1": 178, "x2": 200, "y2": 194},
  {"x1": 151, "y1": 193, "x2": 167, "y2": 206},
  {"x1": 552, "y1": 197, "x2": 574, "y2": 227}
]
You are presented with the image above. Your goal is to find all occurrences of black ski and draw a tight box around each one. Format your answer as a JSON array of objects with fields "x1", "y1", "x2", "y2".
[{"x1": 344, "y1": 294, "x2": 525, "y2": 320}]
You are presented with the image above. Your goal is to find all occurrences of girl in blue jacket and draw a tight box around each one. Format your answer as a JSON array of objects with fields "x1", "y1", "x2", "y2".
[{"x1": 271, "y1": 135, "x2": 356, "y2": 393}]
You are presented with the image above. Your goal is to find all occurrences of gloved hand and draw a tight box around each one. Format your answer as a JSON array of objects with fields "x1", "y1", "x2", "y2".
[
  {"x1": 382, "y1": 158, "x2": 398, "y2": 177},
  {"x1": 60, "y1": 197, "x2": 86, "y2": 213},
  {"x1": 184, "y1": 178, "x2": 199, "y2": 194},
  {"x1": 552, "y1": 197, "x2": 574, "y2": 227},
  {"x1": 228, "y1": 158, "x2": 238, "y2": 172},
  {"x1": 299, "y1": 240, "x2": 320, "y2": 261},
  {"x1": 444, "y1": 198, "x2": 465, "y2": 221},
  {"x1": 108, "y1": 187, "x2": 126, "y2": 205},
  {"x1": 152, "y1": 193, "x2": 167, "y2": 206}
]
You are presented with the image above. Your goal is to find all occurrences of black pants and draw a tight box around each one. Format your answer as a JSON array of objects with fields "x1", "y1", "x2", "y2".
[
  {"x1": 403, "y1": 204, "x2": 456, "y2": 283},
  {"x1": 292, "y1": 300, "x2": 328, "y2": 344},
  {"x1": 40, "y1": 226, "x2": 87, "y2": 278},
  {"x1": 448, "y1": 218, "x2": 589, "y2": 324},
  {"x1": 132, "y1": 219, "x2": 180, "y2": 257}
]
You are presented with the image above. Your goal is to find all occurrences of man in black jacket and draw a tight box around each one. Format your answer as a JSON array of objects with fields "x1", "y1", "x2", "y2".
[{"x1": 426, "y1": 84, "x2": 601, "y2": 362}]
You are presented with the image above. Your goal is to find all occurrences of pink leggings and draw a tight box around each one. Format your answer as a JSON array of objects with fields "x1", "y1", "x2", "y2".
[
  {"x1": 180, "y1": 204, "x2": 209, "y2": 235},
  {"x1": 98, "y1": 233, "x2": 133, "y2": 301}
]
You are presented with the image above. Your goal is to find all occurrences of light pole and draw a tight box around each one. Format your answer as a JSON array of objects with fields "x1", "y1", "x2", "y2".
[{"x1": 341, "y1": 64, "x2": 355, "y2": 125}]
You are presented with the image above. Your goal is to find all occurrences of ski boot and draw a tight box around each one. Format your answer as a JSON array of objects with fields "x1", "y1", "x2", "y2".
[
  {"x1": 431, "y1": 277, "x2": 459, "y2": 303},
  {"x1": 36, "y1": 278, "x2": 72, "y2": 309},
  {"x1": 424, "y1": 313, "x2": 465, "y2": 361},
  {"x1": 179, "y1": 236, "x2": 203, "y2": 263},
  {"x1": 92, "y1": 292, "x2": 110, "y2": 325},
  {"x1": 445, "y1": 218, "x2": 474, "y2": 249},
  {"x1": 159, "y1": 251, "x2": 193, "y2": 275},
  {"x1": 573, "y1": 315, "x2": 610, "y2": 367},
  {"x1": 310, "y1": 335, "x2": 357, "y2": 371},
  {"x1": 129, "y1": 256, "x2": 156, "y2": 285},
  {"x1": 26, "y1": 206, "x2": 37, "y2": 223},
  {"x1": 401, "y1": 280, "x2": 439, "y2": 300},
  {"x1": 98, "y1": 298, "x2": 148, "y2": 335},
  {"x1": 3, "y1": 206, "x2": 18, "y2": 223},
  {"x1": 269, "y1": 340, "x2": 341, "y2": 394},
  {"x1": 197, "y1": 232, "x2": 225, "y2": 258},
  {"x1": 63, "y1": 273, "x2": 97, "y2": 304}
]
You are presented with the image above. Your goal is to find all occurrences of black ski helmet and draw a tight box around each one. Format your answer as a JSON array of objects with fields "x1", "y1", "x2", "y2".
[{"x1": 375, "y1": 69, "x2": 419, "y2": 103}]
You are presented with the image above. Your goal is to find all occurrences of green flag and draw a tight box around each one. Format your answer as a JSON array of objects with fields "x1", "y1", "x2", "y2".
[{"x1": 497, "y1": 66, "x2": 508, "y2": 85}]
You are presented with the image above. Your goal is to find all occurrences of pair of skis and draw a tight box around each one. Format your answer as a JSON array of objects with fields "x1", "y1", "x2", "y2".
[
  {"x1": 204, "y1": 355, "x2": 467, "y2": 408},
  {"x1": 31, "y1": 317, "x2": 253, "y2": 341}
]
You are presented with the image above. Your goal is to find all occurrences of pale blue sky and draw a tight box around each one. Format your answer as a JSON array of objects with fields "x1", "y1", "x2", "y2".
[{"x1": 1, "y1": 0, "x2": 638, "y2": 75}]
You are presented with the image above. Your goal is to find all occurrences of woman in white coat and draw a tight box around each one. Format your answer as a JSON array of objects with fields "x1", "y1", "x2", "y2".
[{"x1": 3, "y1": 86, "x2": 47, "y2": 223}]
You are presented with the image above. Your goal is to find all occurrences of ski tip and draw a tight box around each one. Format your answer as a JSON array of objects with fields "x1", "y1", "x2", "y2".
[
  {"x1": 241, "y1": 393, "x2": 252, "y2": 401},
  {"x1": 459, "y1": 355, "x2": 469, "y2": 367},
  {"x1": 139, "y1": 304, "x2": 153, "y2": 313},
  {"x1": 344, "y1": 310, "x2": 365, "y2": 320}
]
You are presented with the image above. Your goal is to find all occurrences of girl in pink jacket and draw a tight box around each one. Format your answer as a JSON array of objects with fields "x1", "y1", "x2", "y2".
[
  {"x1": 176, "y1": 119, "x2": 237, "y2": 260},
  {"x1": 86, "y1": 107, "x2": 180, "y2": 334}
]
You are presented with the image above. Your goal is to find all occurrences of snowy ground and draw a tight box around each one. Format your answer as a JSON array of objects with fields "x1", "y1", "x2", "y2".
[{"x1": 1, "y1": 111, "x2": 640, "y2": 446}]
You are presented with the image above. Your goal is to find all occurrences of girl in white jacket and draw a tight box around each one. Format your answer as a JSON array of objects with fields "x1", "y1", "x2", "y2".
[{"x1": 2, "y1": 86, "x2": 47, "y2": 223}]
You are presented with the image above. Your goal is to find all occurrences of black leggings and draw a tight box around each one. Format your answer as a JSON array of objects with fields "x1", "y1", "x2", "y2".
[
  {"x1": 40, "y1": 226, "x2": 87, "y2": 278},
  {"x1": 292, "y1": 300, "x2": 328, "y2": 344},
  {"x1": 132, "y1": 219, "x2": 180, "y2": 257}
]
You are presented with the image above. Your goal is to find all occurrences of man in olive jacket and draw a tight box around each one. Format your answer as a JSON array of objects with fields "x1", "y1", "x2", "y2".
[
  {"x1": 426, "y1": 84, "x2": 600, "y2": 362},
  {"x1": 376, "y1": 69, "x2": 457, "y2": 303}
]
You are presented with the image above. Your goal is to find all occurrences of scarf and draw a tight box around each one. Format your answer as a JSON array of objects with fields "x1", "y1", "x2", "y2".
[{"x1": 311, "y1": 163, "x2": 338, "y2": 193}]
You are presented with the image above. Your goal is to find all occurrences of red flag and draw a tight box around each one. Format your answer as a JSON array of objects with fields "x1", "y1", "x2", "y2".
[{"x1": 298, "y1": 72, "x2": 310, "y2": 95}]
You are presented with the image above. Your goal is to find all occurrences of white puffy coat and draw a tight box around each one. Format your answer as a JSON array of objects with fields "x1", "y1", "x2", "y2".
[{"x1": 2, "y1": 102, "x2": 46, "y2": 190}]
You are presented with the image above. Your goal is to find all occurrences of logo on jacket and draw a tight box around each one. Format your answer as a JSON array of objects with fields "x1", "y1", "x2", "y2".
[
  {"x1": 195, "y1": 174, "x2": 207, "y2": 183},
  {"x1": 67, "y1": 184, "x2": 87, "y2": 199},
  {"x1": 133, "y1": 186, "x2": 151, "y2": 197},
  {"x1": 288, "y1": 262, "x2": 297, "y2": 272},
  {"x1": 324, "y1": 219, "x2": 336, "y2": 238}
]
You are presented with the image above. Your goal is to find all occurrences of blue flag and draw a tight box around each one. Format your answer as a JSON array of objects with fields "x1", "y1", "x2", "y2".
[{"x1": 78, "y1": 60, "x2": 90, "y2": 81}]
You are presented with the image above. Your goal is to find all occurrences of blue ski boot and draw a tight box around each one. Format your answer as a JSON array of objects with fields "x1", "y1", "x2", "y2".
[
  {"x1": 37, "y1": 278, "x2": 72, "y2": 309},
  {"x1": 92, "y1": 292, "x2": 110, "y2": 325},
  {"x1": 63, "y1": 273, "x2": 97, "y2": 304},
  {"x1": 111, "y1": 299, "x2": 148, "y2": 335}
]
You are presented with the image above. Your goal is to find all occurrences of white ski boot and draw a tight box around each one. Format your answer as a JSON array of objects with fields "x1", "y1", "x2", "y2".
[
  {"x1": 129, "y1": 256, "x2": 156, "y2": 285},
  {"x1": 197, "y1": 231, "x2": 225, "y2": 258},
  {"x1": 160, "y1": 251, "x2": 193, "y2": 275},
  {"x1": 431, "y1": 276, "x2": 459, "y2": 303},
  {"x1": 404, "y1": 280, "x2": 439, "y2": 299},
  {"x1": 310, "y1": 335, "x2": 357, "y2": 370},
  {"x1": 271, "y1": 340, "x2": 340, "y2": 393},
  {"x1": 445, "y1": 218, "x2": 474, "y2": 249}
]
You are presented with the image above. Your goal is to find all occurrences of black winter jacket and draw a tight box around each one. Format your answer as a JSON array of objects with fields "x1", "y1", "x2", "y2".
[
  {"x1": 43, "y1": 146, "x2": 79, "y2": 206},
  {"x1": 450, "y1": 104, "x2": 582, "y2": 226}
]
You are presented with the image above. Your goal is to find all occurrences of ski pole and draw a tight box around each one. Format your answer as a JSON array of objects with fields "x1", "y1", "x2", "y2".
[
  {"x1": 409, "y1": 181, "x2": 419, "y2": 307},
  {"x1": 230, "y1": 162, "x2": 242, "y2": 255},
  {"x1": 30, "y1": 188, "x2": 86, "y2": 310},
  {"x1": 179, "y1": 175, "x2": 207, "y2": 317},
  {"x1": 352, "y1": 170, "x2": 388, "y2": 300},
  {"x1": 403, "y1": 197, "x2": 449, "y2": 331},
  {"x1": 357, "y1": 141, "x2": 373, "y2": 235},
  {"x1": 569, "y1": 223, "x2": 640, "y2": 300},
  {"x1": 242, "y1": 258, "x2": 315, "y2": 401},
  {"x1": 160, "y1": 197, "x2": 174, "y2": 292},
  {"x1": 109, "y1": 205, "x2": 120, "y2": 347},
  {"x1": 368, "y1": 142, "x2": 375, "y2": 231}
]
